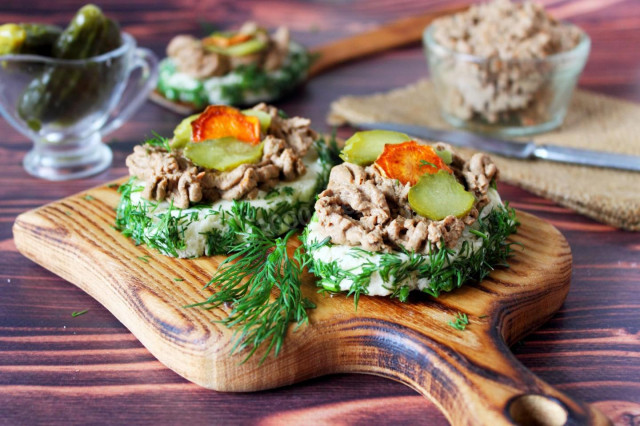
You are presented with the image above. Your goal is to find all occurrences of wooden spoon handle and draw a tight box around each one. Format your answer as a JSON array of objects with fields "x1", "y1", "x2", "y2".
[
  {"x1": 335, "y1": 318, "x2": 610, "y2": 425},
  {"x1": 307, "y1": 5, "x2": 466, "y2": 78}
]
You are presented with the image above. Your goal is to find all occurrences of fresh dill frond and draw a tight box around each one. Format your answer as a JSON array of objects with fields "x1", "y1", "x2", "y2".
[
  {"x1": 174, "y1": 278, "x2": 184, "y2": 282},
  {"x1": 202, "y1": 227, "x2": 238, "y2": 256},
  {"x1": 277, "y1": 109, "x2": 289, "y2": 119},
  {"x1": 144, "y1": 132, "x2": 171, "y2": 151},
  {"x1": 469, "y1": 229, "x2": 488, "y2": 239},
  {"x1": 316, "y1": 130, "x2": 341, "y2": 168},
  {"x1": 448, "y1": 312, "x2": 469, "y2": 331},
  {"x1": 71, "y1": 309, "x2": 89, "y2": 317},
  {"x1": 282, "y1": 186, "x2": 295, "y2": 196},
  {"x1": 189, "y1": 223, "x2": 316, "y2": 363},
  {"x1": 419, "y1": 159, "x2": 437, "y2": 169},
  {"x1": 83, "y1": 194, "x2": 95, "y2": 201},
  {"x1": 264, "y1": 187, "x2": 281, "y2": 199},
  {"x1": 137, "y1": 255, "x2": 150, "y2": 263}
]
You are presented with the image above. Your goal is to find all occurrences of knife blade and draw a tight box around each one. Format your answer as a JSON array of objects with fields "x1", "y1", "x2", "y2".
[{"x1": 357, "y1": 122, "x2": 640, "y2": 172}]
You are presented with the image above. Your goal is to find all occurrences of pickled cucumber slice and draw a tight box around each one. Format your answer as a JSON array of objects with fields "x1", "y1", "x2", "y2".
[
  {"x1": 204, "y1": 38, "x2": 267, "y2": 56},
  {"x1": 184, "y1": 137, "x2": 264, "y2": 171},
  {"x1": 408, "y1": 170, "x2": 475, "y2": 220},
  {"x1": 242, "y1": 109, "x2": 271, "y2": 132},
  {"x1": 171, "y1": 114, "x2": 200, "y2": 150},
  {"x1": 340, "y1": 130, "x2": 411, "y2": 165},
  {"x1": 435, "y1": 148, "x2": 452, "y2": 165}
]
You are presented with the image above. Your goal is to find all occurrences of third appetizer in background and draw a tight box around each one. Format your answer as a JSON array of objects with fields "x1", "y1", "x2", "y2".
[
  {"x1": 157, "y1": 22, "x2": 310, "y2": 109},
  {"x1": 425, "y1": 0, "x2": 590, "y2": 135}
]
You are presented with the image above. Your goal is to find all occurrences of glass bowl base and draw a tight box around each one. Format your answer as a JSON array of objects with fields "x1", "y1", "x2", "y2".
[
  {"x1": 23, "y1": 134, "x2": 113, "y2": 181},
  {"x1": 441, "y1": 111, "x2": 565, "y2": 138}
]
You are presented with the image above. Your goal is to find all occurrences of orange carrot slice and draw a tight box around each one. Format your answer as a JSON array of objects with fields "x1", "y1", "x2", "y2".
[
  {"x1": 203, "y1": 33, "x2": 253, "y2": 48},
  {"x1": 191, "y1": 105, "x2": 261, "y2": 144},
  {"x1": 374, "y1": 141, "x2": 452, "y2": 186}
]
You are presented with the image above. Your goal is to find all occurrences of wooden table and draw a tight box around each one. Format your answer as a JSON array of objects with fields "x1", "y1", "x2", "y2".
[{"x1": 1, "y1": 1, "x2": 639, "y2": 424}]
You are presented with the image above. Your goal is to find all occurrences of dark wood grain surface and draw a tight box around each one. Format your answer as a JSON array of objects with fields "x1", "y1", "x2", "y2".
[{"x1": 1, "y1": 1, "x2": 639, "y2": 425}]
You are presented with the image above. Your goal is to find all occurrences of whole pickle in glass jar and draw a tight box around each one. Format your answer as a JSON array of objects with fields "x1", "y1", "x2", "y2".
[{"x1": 17, "y1": 4, "x2": 123, "y2": 127}]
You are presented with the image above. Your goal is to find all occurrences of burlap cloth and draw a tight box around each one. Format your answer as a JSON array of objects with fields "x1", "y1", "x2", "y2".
[{"x1": 328, "y1": 79, "x2": 640, "y2": 231}]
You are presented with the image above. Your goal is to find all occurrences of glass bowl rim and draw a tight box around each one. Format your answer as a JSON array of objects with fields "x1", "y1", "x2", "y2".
[
  {"x1": 423, "y1": 22, "x2": 591, "y2": 65},
  {"x1": 0, "y1": 32, "x2": 136, "y2": 65}
]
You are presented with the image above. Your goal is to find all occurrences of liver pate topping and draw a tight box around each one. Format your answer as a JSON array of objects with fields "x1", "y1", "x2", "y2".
[
  {"x1": 125, "y1": 104, "x2": 317, "y2": 209},
  {"x1": 314, "y1": 144, "x2": 496, "y2": 253},
  {"x1": 167, "y1": 35, "x2": 230, "y2": 79},
  {"x1": 166, "y1": 23, "x2": 292, "y2": 79}
]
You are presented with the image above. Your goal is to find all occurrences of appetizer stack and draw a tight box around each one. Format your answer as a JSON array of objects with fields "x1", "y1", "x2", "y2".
[
  {"x1": 117, "y1": 104, "x2": 332, "y2": 258},
  {"x1": 157, "y1": 22, "x2": 310, "y2": 108},
  {"x1": 304, "y1": 131, "x2": 517, "y2": 300}
]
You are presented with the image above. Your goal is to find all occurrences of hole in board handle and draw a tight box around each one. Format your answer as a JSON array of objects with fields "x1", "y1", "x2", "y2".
[{"x1": 508, "y1": 394, "x2": 568, "y2": 426}]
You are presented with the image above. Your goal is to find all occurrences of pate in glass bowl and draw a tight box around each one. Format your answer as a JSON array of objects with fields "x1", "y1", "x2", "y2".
[{"x1": 423, "y1": 0, "x2": 590, "y2": 137}]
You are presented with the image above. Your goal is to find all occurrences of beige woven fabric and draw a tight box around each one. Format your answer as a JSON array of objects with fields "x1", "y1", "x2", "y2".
[{"x1": 328, "y1": 79, "x2": 640, "y2": 231}]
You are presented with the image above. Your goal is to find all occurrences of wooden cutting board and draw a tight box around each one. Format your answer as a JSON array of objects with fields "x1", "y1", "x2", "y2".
[{"x1": 12, "y1": 179, "x2": 609, "y2": 425}]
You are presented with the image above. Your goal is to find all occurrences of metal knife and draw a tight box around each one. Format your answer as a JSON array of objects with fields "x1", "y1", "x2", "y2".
[{"x1": 357, "y1": 122, "x2": 640, "y2": 172}]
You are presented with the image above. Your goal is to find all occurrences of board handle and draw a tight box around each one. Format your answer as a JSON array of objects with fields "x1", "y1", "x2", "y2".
[
  {"x1": 336, "y1": 318, "x2": 610, "y2": 425},
  {"x1": 307, "y1": 5, "x2": 467, "y2": 78}
]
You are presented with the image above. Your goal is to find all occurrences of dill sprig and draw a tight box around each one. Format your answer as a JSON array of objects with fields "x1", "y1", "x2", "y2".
[
  {"x1": 448, "y1": 312, "x2": 469, "y2": 331},
  {"x1": 419, "y1": 159, "x2": 437, "y2": 169},
  {"x1": 144, "y1": 132, "x2": 171, "y2": 151},
  {"x1": 189, "y1": 213, "x2": 317, "y2": 363}
]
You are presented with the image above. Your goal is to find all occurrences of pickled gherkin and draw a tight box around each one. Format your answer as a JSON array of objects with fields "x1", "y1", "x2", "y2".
[
  {"x1": 53, "y1": 5, "x2": 121, "y2": 59},
  {"x1": 171, "y1": 114, "x2": 200, "y2": 150},
  {"x1": 0, "y1": 24, "x2": 26, "y2": 55},
  {"x1": 17, "y1": 4, "x2": 123, "y2": 126}
]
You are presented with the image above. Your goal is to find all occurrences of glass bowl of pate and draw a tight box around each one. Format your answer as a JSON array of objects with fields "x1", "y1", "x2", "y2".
[{"x1": 423, "y1": 0, "x2": 590, "y2": 136}]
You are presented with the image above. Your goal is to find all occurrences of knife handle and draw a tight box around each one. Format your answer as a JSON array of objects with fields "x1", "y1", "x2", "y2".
[{"x1": 534, "y1": 145, "x2": 640, "y2": 172}]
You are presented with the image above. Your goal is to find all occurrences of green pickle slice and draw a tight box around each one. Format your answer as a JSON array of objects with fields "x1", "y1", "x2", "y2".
[
  {"x1": 340, "y1": 130, "x2": 411, "y2": 165},
  {"x1": 184, "y1": 137, "x2": 263, "y2": 171},
  {"x1": 408, "y1": 170, "x2": 476, "y2": 221},
  {"x1": 241, "y1": 109, "x2": 271, "y2": 132},
  {"x1": 435, "y1": 148, "x2": 452, "y2": 165},
  {"x1": 171, "y1": 113, "x2": 200, "y2": 150},
  {"x1": 204, "y1": 38, "x2": 267, "y2": 56}
]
